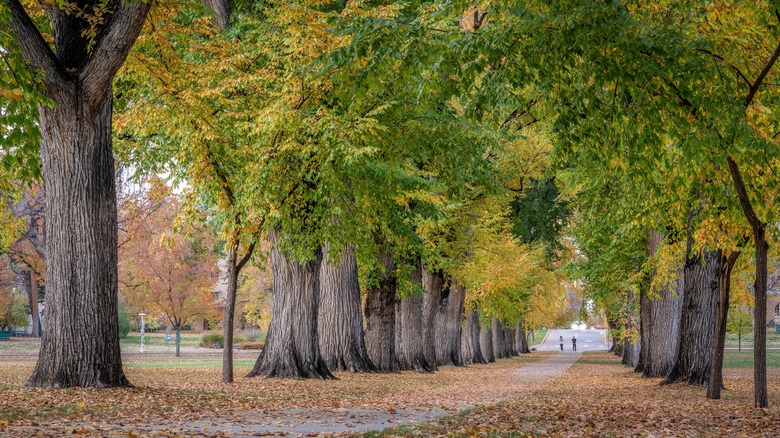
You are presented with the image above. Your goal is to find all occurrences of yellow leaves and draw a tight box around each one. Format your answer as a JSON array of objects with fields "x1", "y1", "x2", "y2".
[{"x1": 0, "y1": 89, "x2": 23, "y2": 100}]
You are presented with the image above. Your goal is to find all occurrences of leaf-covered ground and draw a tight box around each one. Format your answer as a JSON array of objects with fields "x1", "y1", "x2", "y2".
[
  {"x1": 375, "y1": 351, "x2": 780, "y2": 437},
  {"x1": 0, "y1": 351, "x2": 778, "y2": 436}
]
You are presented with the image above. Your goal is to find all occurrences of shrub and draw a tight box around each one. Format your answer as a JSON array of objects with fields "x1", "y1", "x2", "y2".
[{"x1": 199, "y1": 332, "x2": 248, "y2": 348}]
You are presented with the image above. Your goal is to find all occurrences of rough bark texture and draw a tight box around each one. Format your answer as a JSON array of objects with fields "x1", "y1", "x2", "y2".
[
  {"x1": 491, "y1": 318, "x2": 509, "y2": 359},
  {"x1": 247, "y1": 231, "x2": 333, "y2": 379},
  {"x1": 505, "y1": 327, "x2": 517, "y2": 356},
  {"x1": 202, "y1": 0, "x2": 231, "y2": 30},
  {"x1": 663, "y1": 249, "x2": 719, "y2": 386},
  {"x1": 461, "y1": 307, "x2": 486, "y2": 365},
  {"x1": 708, "y1": 251, "x2": 740, "y2": 399},
  {"x1": 435, "y1": 281, "x2": 464, "y2": 366},
  {"x1": 515, "y1": 321, "x2": 530, "y2": 354},
  {"x1": 480, "y1": 321, "x2": 495, "y2": 363},
  {"x1": 395, "y1": 265, "x2": 433, "y2": 373},
  {"x1": 641, "y1": 230, "x2": 683, "y2": 378},
  {"x1": 421, "y1": 267, "x2": 442, "y2": 371},
  {"x1": 318, "y1": 244, "x2": 375, "y2": 373},
  {"x1": 8, "y1": 0, "x2": 150, "y2": 389},
  {"x1": 364, "y1": 246, "x2": 399, "y2": 373}
]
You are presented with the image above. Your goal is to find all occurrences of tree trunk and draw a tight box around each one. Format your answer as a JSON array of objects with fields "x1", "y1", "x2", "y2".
[
  {"x1": 222, "y1": 240, "x2": 254, "y2": 383},
  {"x1": 318, "y1": 244, "x2": 375, "y2": 373},
  {"x1": 29, "y1": 271, "x2": 41, "y2": 337},
  {"x1": 247, "y1": 230, "x2": 333, "y2": 379},
  {"x1": 727, "y1": 156, "x2": 769, "y2": 408},
  {"x1": 491, "y1": 318, "x2": 508, "y2": 359},
  {"x1": 480, "y1": 320, "x2": 495, "y2": 363},
  {"x1": 515, "y1": 321, "x2": 530, "y2": 354},
  {"x1": 8, "y1": 0, "x2": 150, "y2": 389},
  {"x1": 26, "y1": 88, "x2": 130, "y2": 388},
  {"x1": 635, "y1": 283, "x2": 650, "y2": 374},
  {"x1": 708, "y1": 251, "x2": 740, "y2": 399},
  {"x1": 505, "y1": 327, "x2": 517, "y2": 356},
  {"x1": 640, "y1": 231, "x2": 683, "y2": 378},
  {"x1": 395, "y1": 265, "x2": 433, "y2": 373},
  {"x1": 461, "y1": 307, "x2": 486, "y2": 365},
  {"x1": 435, "y1": 281, "x2": 464, "y2": 366},
  {"x1": 663, "y1": 249, "x2": 719, "y2": 386},
  {"x1": 364, "y1": 246, "x2": 399, "y2": 373},
  {"x1": 421, "y1": 267, "x2": 441, "y2": 371},
  {"x1": 621, "y1": 289, "x2": 640, "y2": 368},
  {"x1": 175, "y1": 325, "x2": 181, "y2": 357}
]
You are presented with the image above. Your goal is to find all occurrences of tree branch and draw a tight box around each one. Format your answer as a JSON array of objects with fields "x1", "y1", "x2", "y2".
[
  {"x1": 745, "y1": 39, "x2": 780, "y2": 107},
  {"x1": 81, "y1": 0, "x2": 151, "y2": 108},
  {"x1": 4, "y1": 0, "x2": 68, "y2": 92},
  {"x1": 236, "y1": 242, "x2": 256, "y2": 272}
]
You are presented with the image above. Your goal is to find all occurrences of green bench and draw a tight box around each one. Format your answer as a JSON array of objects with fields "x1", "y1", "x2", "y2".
[{"x1": 0, "y1": 331, "x2": 11, "y2": 341}]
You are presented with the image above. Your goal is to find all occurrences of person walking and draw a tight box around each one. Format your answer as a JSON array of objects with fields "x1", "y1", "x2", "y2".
[
  {"x1": 572, "y1": 336, "x2": 577, "y2": 352},
  {"x1": 559, "y1": 336, "x2": 564, "y2": 351}
]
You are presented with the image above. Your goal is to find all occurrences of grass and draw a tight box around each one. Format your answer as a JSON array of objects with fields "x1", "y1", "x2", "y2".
[
  {"x1": 725, "y1": 328, "x2": 780, "y2": 348},
  {"x1": 723, "y1": 350, "x2": 780, "y2": 368},
  {"x1": 527, "y1": 328, "x2": 548, "y2": 346}
]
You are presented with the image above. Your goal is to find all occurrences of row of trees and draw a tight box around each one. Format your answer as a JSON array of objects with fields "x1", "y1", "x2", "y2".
[{"x1": 4, "y1": 0, "x2": 776, "y2": 410}]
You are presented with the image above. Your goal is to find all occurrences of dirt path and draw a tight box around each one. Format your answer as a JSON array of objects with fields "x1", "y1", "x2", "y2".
[{"x1": 99, "y1": 352, "x2": 583, "y2": 437}]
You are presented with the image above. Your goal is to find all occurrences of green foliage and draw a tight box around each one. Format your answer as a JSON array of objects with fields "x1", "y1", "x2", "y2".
[
  {"x1": 0, "y1": 293, "x2": 27, "y2": 330},
  {"x1": 727, "y1": 306, "x2": 753, "y2": 340},
  {"x1": 199, "y1": 331, "x2": 248, "y2": 348},
  {"x1": 117, "y1": 302, "x2": 131, "y2": 339},
  {"x1": 510, "y1": 177, "x2": 570, "y2": 261}
]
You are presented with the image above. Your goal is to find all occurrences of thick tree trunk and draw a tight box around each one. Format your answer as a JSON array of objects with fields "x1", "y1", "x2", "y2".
[
  {"x1": 480, "y1": 321, "x2": 495, "y2": 363},
  {"x1": 396, "y1": 265, "x2": 433, "y2": 373},
  {"x1": 491, "y1": 318, "x2": 509, "y2": 359},
  {"x1": 364, "y1": 246, "x2": 399, "y2": 373},
  {"x1": 318, "y1": 244, "x2": 375, "y2": 373},
  {"x1": 247, "y1": 231, "x2": 333, "y2": 379},
  {"x1": 421, "y1": 267, "x2": 441, "y2": 371},
  {"x1": 515, "y1": 321, "x2": 530, "y2": 354},
  {"x1": 640, "y1": 231, "x2": 683, "y2": 378},
  {"x1": 636, "y1": 284, "x2": 650, "y2": 373},
  {"x1": 26, "y1": 88, "x2": 130, "y2": 388},
  {"x1": 9, "y1": 0, "x2": 150, "y2": 389},
  {"x1": 708, "y1": 251, "x2": 740, "y2": 399},
  {"x1": 663, "y1": 249, "x2": 719, "y2": 386},
  {"x1": 505, "y1": 327, "x2": 517, "y2": 356},
  {"x1": 461, "y1": 307, "x2": 486, "y2": 365},
  {"x1": 435, "y1": 281, "x2": 464, "y2": 366}
]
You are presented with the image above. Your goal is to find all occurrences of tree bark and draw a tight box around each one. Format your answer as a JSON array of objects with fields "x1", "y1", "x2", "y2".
[
  {"x1": 708, "y1": 251, "x2": 740, "y2": 399},
  {"x1": 515, "y1": 321, "x2": 530, "y2": 354},
  {"x1": 318, "y1": 244, "x2": 375, "y2": 373},
  {"x1": 363, "y1": 246, "x2": 399, "y2": 373},
  {"x1": 247, "y1": 230, "x2": 333, "y2": 379},
  {"x1": 435, "y1": 281, "x2": 464, "y2": 366},
  {"x1": 461, "y1": 307, "x2": 486, "y2": 365},
  {"x1": 421, "y1": 267, "x2": 441, "y2": 371},
  {"x1": 395, "y1": 264, "x2": 433, "y2": 373},
  {"x1": 505, "y1": 327, "x2": 517, "y2": 356},
  {"x1": 491, "y1": 318, "x2": 508, "y2": 359},
  {"x1": 201, "y1": 0, "x2": 231, "y2": 30},
  {"x1": 727, "y1": 156, "x2": 769, "y2": 408},
  {"x1": 641, "y1": 231, "x2": 683, "y2": 378},
  {"x1": 621, "y1": 289, "x2": 640, "y2": 368},
  {"x1": 663, "y1": 249, "x2": 719, "y2": 386},
  {"x1": 480, "y1": 319, "x2": 495, "y2": 363},
  {"x1": 8, "y1": 0, "x2": 149, "y2": 389}
]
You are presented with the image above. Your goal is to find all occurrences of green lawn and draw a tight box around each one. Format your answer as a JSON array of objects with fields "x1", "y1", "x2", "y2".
[
  {"x1": 123, "y1": 358, "x2": 258, "y2": 369},
  {"x1": 723, "y1": 350, "x2": 780, "y2": 368},
  {"x1": 725, "y1": 329, "x2": 780, "y2": 348},
  {"x1": 528, "y1": 328, "x2": 548, "y2": 346}
]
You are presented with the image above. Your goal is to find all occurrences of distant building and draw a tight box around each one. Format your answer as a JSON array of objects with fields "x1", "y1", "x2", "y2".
[
  {"x1": 768, "y1": 289, "x2": 780, "y2": 327},
  {"x1": 191, "y1": 259, "x2": 229, "y2": 331}
]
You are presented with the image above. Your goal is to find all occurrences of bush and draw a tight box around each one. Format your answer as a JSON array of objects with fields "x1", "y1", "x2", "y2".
[
  {"x1": 199, "y1": 332, "x2": 247, "y2": 348},
  {"x1": 117, "y1": 304, "x2": 131, "y2": 339}
]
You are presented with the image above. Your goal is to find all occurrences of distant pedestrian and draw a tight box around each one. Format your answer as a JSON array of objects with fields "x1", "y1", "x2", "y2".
[
  {"x1": 572, "y1": 336, "x2": 577, "y2": 352},
  {"x1": 559, "y1": 336, "x2": 564, "y2": 351}
]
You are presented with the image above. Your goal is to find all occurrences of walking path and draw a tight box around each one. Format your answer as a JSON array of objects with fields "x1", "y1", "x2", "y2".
[{"x1": 98, "y1": 352, "x2": 584, "y2": 437}]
